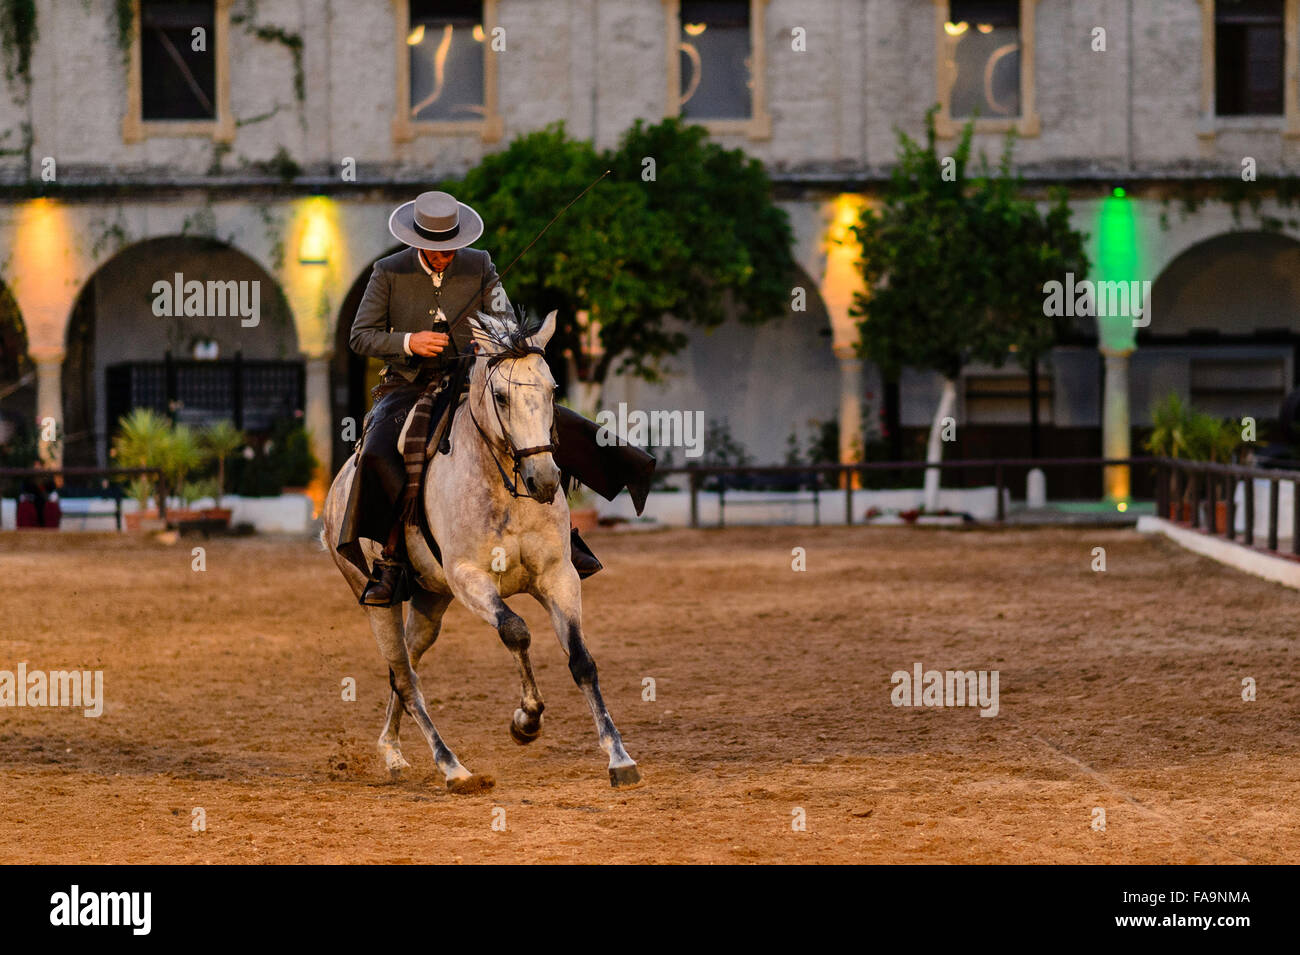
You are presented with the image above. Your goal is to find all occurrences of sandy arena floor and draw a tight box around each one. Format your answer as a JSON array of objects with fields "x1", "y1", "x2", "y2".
[{"x1": 0, "y1": 525, "x2": 1297, "y2": 864}]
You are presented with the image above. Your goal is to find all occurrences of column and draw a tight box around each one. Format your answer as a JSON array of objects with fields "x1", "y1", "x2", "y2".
[
  {"x1": 303, "y1": 354, "x2": 333, "y2": 514},
  {"x1": 1101, "y1": 348, "x2": 1132, "y2": 502},
  {"x1": 835, "y1": 344, "x2": 864, "y2": 473},
  {"x1": 32, "y1": 352, "x2": 64, "y2": 467}
]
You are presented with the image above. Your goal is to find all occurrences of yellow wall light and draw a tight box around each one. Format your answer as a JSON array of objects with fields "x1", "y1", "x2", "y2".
[{"x1": 297, "y1": 200, "x2": 333, "y2": 265}]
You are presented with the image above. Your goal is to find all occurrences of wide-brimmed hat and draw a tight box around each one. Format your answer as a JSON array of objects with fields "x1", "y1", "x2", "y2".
[{"x1": 388, "y1": 190, "x2": 484, "y2": 251}]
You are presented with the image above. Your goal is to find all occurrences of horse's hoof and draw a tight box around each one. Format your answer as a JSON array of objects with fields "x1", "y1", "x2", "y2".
[
  {"x1": 510, "y1": 709, "x2": 543, "y2": 745},
  {"x1": 380, "y1": 746, "x2": 411, "y2": 779},
  {"x1": 608, "y1": 763, "x2": 642, "y2": 789},
  {"x1": 446, "y1": 773, "x2": 496, "y2": 795}
]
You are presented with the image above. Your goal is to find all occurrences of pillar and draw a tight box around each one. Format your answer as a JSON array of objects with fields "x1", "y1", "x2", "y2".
[
  {"x1": 819, "y1": 195, "x2": 869, "y2": 488},
  {"x1": 835, "y1": 344, "x2": 864, "y2": 469},
  {"x1": 1101, "y1": 348, "x2": 1132, "y2": 502},
  {"x1": 303, "y1": 354, "x2": 333, "y2": 513},
  {"x1": 32, "y1": 352, "x2": 64, "y2": 467}
]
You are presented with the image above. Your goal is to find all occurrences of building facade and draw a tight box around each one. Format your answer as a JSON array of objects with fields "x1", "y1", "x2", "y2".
[{"x1": 2, "y1": 0, "x2": 1299, "y2": 500}]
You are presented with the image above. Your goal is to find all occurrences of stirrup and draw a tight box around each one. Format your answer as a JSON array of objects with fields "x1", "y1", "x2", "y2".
[{"x1": 360, "y1": 557, "x2": 410, "y2": 607}]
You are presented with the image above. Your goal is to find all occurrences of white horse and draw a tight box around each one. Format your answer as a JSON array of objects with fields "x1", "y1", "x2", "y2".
[{"x1": 321, "y1": 310, "x2": 640, "y2": 792}]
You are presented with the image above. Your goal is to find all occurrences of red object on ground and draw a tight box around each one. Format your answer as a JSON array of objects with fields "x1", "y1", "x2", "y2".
[{"x1": 15, "y1": 499, "x2": 38, "y2": 527}]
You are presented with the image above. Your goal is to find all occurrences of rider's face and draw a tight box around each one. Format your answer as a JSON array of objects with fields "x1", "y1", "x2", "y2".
[{"x1": 422, "y1": 249, "x2": 455, "y2": 272}]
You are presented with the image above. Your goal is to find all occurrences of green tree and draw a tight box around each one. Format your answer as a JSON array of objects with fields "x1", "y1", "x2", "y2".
[
  {"x1": 447, "y1": 120, "x2": 794, "y2": 412},
  {"x1": 851, "y1": 108, "x2": 1088, "y2": 507}
]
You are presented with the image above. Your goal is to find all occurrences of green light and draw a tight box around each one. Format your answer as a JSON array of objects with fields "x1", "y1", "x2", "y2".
[
  {"x1": 1093, "y1": 194, "x2": 1144, "y2": 351},
  {"x1": 1112, "y1": 187, "x2": 1126, "y2": 199}
]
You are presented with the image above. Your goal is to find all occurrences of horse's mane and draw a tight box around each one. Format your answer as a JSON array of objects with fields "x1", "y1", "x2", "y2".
[{"x1": 473, "y1": 307, "x2": 543, "y2": 360}]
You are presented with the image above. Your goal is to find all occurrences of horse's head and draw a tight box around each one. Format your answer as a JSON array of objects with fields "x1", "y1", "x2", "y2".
[{"x1": 469, "y1": 309, "x2": 562, "y2": 505}]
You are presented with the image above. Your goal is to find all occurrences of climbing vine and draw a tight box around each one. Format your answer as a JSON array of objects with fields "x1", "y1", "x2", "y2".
[
  {"x1": 232, "y1": 0, "x2": 305, "y2": 112},
  {"x1": 247, "y1": 23, "x2": 304, "y2": 106},
  {"x1": 0, "y1": 0, "x2": 36, "y2": 87},
  {"x1": 1156, "y1": 177, "x2": 1300, "y2": 233},
  {"x1": 114, "y1": 0, "x2": 133, "y2": 54}
]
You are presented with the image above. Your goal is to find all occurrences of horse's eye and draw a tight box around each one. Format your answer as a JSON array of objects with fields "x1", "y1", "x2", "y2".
[{"x1": 494, "y1": 393, "x2": 508, "y2": 406}]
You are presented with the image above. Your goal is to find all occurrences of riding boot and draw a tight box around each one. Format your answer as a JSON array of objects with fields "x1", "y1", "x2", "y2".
[
  {"x1": 360, "y1": 522, "x2": 411, "y2": 606},
  {"x1": 570, "y1": 528, "x2": 603, "y2": 579}
]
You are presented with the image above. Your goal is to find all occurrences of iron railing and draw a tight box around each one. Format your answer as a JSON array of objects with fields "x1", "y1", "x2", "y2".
[
  {"x1": 1153, "y1": 457, "x2": 1300, "y2": 557},
  {"x1": 657, "y1": 457, "x2": 1153, "y2": 529}
]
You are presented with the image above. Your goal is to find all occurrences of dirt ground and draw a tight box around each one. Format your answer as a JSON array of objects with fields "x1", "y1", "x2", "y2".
[{"x1": 0, "y1": 524, "x2": 1297, "y2": 864}]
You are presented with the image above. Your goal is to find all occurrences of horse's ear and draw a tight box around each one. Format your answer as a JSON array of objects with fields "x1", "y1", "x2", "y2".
[
  {"x1": 527, "y1": 310, "x2": 558, "y2": 351},
  {"x1": 470, "y1": 311, "x2": 510, "y2": 355}
]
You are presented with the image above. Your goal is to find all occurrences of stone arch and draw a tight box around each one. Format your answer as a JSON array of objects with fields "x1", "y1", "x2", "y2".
[
  {"x1": 63, "y1": 235, "x2": 302, "y2": 467},
  {"x1": 1147, "y1": 230, "x2": 1300, "y2": 339},
  {"x1": 0, "y1": 277, "x2": 36, "y2": 461},
  {"x1": 1130, "y1": 230, "x2": 1300, "y2": 434}
]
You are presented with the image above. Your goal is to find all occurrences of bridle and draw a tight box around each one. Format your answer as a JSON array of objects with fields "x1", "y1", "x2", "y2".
[{"x1": 466, "y1": 345, "x2": 558, "y2": 499}]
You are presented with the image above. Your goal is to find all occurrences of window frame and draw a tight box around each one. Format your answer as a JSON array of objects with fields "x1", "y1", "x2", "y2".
[
  {"x1": 662, "y1": 0, "x2": 772, "y2": 140},
  {"x1": 122, "y1": 0, "x2": 235, "y2": 144},
  {"x1": 391, "y1": 0, "x2": 504, "y2": 144},
  {"x1": 932, "y1": 0, "x2": 1040, "y2": 139},
  {"x1": 1199, "y1": 0, "x2": 1300, "y2": 139}
]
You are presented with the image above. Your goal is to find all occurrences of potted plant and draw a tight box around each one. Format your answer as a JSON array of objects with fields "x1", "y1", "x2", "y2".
[
  {"x1": 121, "y1": 476, "x2": 161, "y2": 532},
  {"x1": 199, "y1": 419, "x2": 243, "y2": 525},
  {"x1": 113, "y1": 408, "x2": 172, "y2": 531},
  {"x1": 1180, "y1": 411, "x2": 1241, "y2": 532},
  {"x1": 1144, "y1": 393, "x2": 1189, "y2": 521},
  {"x1": 160, "y1": 424, "x2": 204, "y2": 526}
]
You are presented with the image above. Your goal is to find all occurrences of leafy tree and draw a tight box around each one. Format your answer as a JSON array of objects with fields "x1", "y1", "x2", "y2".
[
  {"x1": 850, "y1": 108, "x2": 1088, "y2": 507},
  {"x1": 447, "y1": 120, "x2": 794, "y2": 410}
]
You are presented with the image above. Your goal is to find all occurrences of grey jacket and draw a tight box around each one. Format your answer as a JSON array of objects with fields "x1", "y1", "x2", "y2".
[{"x1": 348, "y1": 246, "x2": 510, "y2": 382}]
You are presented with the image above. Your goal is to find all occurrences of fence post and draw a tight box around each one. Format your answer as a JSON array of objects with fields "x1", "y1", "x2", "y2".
[
  {"x1": 1225, "y1": 474, "x2": 1235, "y2": 541},
  {"x1": 1268, "y1": 478, "x2": 1279, "y2": 552},
  {"x1": 995, "y1": 464, "x2": 1005, "y2": 523},
  {"x1": 688, "y1": 470, "x2": 699, "y2": 530},
  {"x1": 1294, "y1": 479, "x2": 1300, "y2": 556},
  {"x1": 1244, "y1": 474, "x2": 1255, "y2": 546},
  {"x1": 1202, "y1": 469, "x2": 1211, "y2": 531},
  {"x1": 718, "y1": 476, "x2": 726, "y2": 529}
]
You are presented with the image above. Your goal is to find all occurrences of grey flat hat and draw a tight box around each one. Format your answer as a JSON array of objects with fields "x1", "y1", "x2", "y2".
[{"x1": 388, "y1": 190, "x2": 484, "y2": 251}]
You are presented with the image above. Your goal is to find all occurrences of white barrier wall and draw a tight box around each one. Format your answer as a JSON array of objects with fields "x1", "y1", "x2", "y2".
[
  {"x1": 598, "y1": 486, "x2": 1008, "y2": 527},
  {"x1": 1231, "y1": 480, "x2": 1296, "y2": 541},
  {"x1": 5, "y1": 494, "x2": 316, "y2": 534}
]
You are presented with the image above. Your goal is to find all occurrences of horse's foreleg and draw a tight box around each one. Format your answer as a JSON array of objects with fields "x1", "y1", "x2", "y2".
[
  {"x1": 364, "y1": 603, "x2": 492, "y2": 793},
  {"x1": 449, "y1": 566, "x2": 546, "y2": 745},
  {"x1": 378, "y1": 589, "x2": 452, "y2": 777},
  {"x1": 539, "y1": 569, "x2": 640, "y2": 788}
]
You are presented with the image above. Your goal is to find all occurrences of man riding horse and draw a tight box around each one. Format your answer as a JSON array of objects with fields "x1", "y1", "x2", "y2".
[{"x1": 339, "y1": 190, "x2": 654, "y2": 606}]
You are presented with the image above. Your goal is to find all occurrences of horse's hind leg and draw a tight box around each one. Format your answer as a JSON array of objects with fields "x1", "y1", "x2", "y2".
[
  {"x1": 448, "y1": 568, "x2": 546, "y2": 746},
  {"x1": 378, "y1": 589, "x2": 452, "y2": 777},
  {"x1": 538, "y1": 570, "x2": 640, "y2": 788},
  {"x1": 365, "y1": 603, "x2": 493, "y2": 793}
]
